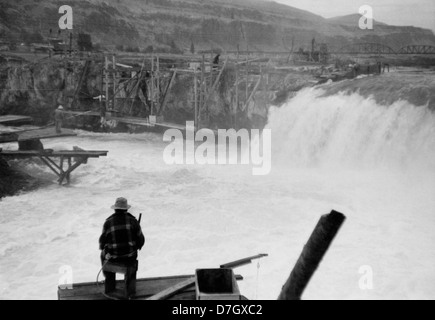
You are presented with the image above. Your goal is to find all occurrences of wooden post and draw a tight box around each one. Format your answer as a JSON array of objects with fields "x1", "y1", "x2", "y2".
[
  {"x1": 194, "y1": 70, "x2": 198, "y2": 129},
  {"x1": 235, "y1": 55, "x2": 239, "y2": 129},
  {"x1": 112, "y1": 55, "x2": 116, "y2": 112},
  {"x1": 69, "y1": 32, "x2": 72, "y2": 57},
  {"x1": 156, "y1": 55, "x2": 160, "y2": 109},
  {"x1": 277, "y1": 210, "x2": 346, "y2": 300},
  {"x1": 199, "y1": 54, "x2": 205, "y2": 129},
  {"x1": 105, "y1": 56, "x2": 109, "y2": 113},
  {"x1": 158, "y1": 71, "x2": 177, "y2": 117},
  {"x1": 210, "y1": 52, "x2": 214, "y2": 88},
  {"x1": 151, "y1": 54, "x2": 154, "y2": 115},
  {"x1": 245, "y1": 56, "x2": 248, "y2": 103}
]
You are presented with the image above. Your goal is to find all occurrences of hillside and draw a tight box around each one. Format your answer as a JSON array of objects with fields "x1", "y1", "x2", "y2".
[{"x1": 0, "y1": 0, "x2": 434, "y2": 52}]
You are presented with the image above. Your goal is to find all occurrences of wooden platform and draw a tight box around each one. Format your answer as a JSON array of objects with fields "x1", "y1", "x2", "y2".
[
  {"x1": 0, "y1": 128, "x2": 77, "y2": 144},
  {"x1": 0, "y1": 150, "x2": 108, "y2": 158},
  {"x1": 58, "y1": 274, "x2": 244, "y2": 300},
  {"x1": 0, "y1": 148, "x2": 108, "y2": 185},
  {"x1": 0, "y1": 115, "x2": 33, "y2": 125}
]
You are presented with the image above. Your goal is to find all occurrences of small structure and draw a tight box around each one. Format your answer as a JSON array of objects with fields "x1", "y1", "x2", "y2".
[
  {"x1": 195, "y1": 269, "x2": 241, "y2": 300},
  {"x1": 1, "y1": 118, "x2": 108, "y2": 185}
]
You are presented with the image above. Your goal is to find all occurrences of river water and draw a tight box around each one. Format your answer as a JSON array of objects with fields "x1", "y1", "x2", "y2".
[{"x1": 1, "y1": 72, "x2": 435, "y2": 300}]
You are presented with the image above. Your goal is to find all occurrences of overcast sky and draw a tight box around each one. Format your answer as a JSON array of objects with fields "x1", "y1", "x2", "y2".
[{"x1": 275, "y1": 0, "x2": 435, "y2": 32}]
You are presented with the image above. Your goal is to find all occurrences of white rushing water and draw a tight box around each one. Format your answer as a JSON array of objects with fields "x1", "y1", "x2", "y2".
[{"x1": 1, "y1": 80, "x2": 435, "y2": 300}]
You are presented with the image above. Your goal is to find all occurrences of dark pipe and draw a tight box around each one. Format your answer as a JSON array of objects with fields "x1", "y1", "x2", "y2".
[{"x1": 278, "y1": 210, "x2": 346, "y2": 300}]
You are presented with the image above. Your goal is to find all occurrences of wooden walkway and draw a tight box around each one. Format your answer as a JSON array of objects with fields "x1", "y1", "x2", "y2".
[
  {"x1": 64, "y1": 111, "x2": 187, "y2": 131},
  {"x1": 0, "y1": 115, "x2": 33, "y2": 125}
]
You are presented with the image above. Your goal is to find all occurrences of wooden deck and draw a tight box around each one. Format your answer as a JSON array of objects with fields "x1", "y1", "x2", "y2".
[
  {"x1": 58, "y1": 274, "x2": 244, "y2": 300},
  {"x1": 0, "y1": 115, "x2": 33, "y2": 125}
]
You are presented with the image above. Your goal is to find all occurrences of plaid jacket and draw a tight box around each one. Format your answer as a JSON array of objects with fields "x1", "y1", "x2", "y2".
[{"x1": 99, "y1": 212, "x2": 145, "y2": 259}]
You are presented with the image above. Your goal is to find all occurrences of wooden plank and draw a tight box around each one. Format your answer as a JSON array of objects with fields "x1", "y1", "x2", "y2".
[
  {"x1": 158, "y1": 71, "x2": 177, "y2": 116},
  {"x1": 241, "y1": 75, "x2": 262, "y2": 111},
  {"x1": 146, "y1": 277, "x2": 196, "y2": 300},
  {"x1": 220, "y1": 254, "x2": 269, "y2": 269},
  {"x1": 59, "y1": 275, "x2": 195, "y2": 300},
  {"x1": 0, "y1": 150, "x2": 108, "y2": 158},
  {"x1": 18, "y1": 128, "x2": 77, "y2": 141},
  {"x1": 154, "y1": 122, "x2": 186, "y2": 131},
  {"x1": 0, "y1": 115, "x2": 33, "y2": 125},
  {"x1": 58, "y1": 274, "x2": 243, "y2": 300},
  {"x1": 0, "y1": 132, "x2": 19, "y2": 143}
]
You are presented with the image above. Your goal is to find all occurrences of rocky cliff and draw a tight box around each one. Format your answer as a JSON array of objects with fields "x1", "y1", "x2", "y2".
[{"x1": 1, "y1": 0, "x2": 434, "y2": 53}]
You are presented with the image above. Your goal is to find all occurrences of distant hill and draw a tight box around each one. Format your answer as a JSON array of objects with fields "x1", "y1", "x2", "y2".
[
  {"x1": 0, "y1": 0, "x2": 434, "y2": 53},
  {"x1": 328, "y1": 14, "x2": 388, "y2": 27}
]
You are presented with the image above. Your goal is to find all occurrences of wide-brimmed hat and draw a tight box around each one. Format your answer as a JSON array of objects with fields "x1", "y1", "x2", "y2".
[{"x1": 111, "y1": 197, "x2": 131, "y2": 210}]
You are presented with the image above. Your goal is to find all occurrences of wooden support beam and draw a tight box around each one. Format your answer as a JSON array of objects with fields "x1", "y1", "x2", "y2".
[
  {"x1": 194, "y1": 70, "x2": 198, "y2": 128},
  {"x1": 241, "y1": 75, "x2": 261, "y2": 111},
  {"x1": 145, "y1": 277, "x2": 196, "y2": 301},
  {"x1": 58, "y1": 157, "x2": 86, "y2": 185},
  {"x1": 151, "y1": 54, "x2": 155, "y2": 115},
  {"x1": 105, "y1": 56, "x2": 109, "y2": 113},
  {"x1": 156, "y1": 55, "x2": 160, "y2": 108},
  {"x1": 235, "y1": 58, "x2": 239, "y2": 129},
  {"x1": 245, "y1": 56, "x2": 248, "y2": 103},
  {"x1": 199, "y1": 55, "x2": 205, "y2": 129},
  {"x1": 200, "y1": 57, "x2": 228, "y2": 123},
  {"x1": 38, "y1": 156, "x2": 60, "y2": 176},
  {"x1": 158, "y1": 71, "x2": 177, "y2": 117}
]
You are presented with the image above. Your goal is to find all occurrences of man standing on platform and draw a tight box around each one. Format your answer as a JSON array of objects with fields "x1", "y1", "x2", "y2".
[
  {"x1": 54, "y1": 105, "x2": 64, "y2": 133},
  {"x1": 99, "y1": 197, "x2": 145, "y2": 297}
]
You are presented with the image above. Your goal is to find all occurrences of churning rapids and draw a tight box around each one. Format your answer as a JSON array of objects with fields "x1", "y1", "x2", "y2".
[{"x1": 1, "y1": 73, "x2": 435, "y2": 300}]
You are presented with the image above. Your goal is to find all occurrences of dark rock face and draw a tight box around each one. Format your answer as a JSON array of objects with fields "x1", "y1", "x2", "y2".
[
  {"x1": 0, "y1": 59, "x2": 102, "y2": 126},
  {"x1": 0, "y1": 58, "x2": 298, "y2": 131},
  {"x1": 0, "y1": 157, "x2": 39, "y2": 199}
]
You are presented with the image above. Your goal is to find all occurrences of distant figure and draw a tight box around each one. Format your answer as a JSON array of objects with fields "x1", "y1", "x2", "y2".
[
  {"x1": 99, "y1": 197, "x2": 145, "y2": 298},
  {"x1": 54, "y1": 105, "x2": 64, "y2": 133},
  {"x1": 213, "y1": 54, "x2": 220, "y2": 71},
  {"x1": 377, "y1": 62, "x2": 382, "y2": 74},
  {"x1": 383, "y1": 63, "x2": 390, "y2": 73}
]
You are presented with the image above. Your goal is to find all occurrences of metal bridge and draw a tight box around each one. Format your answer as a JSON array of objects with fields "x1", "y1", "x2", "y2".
[
  {"x1": 397, "y1": 45, "x2": 435, "y2": 54},
  {"x1": 333, "y1": 43, "x2": 435, "y2": 55},
  {"x1": 227, "y1": 43, "x2": 435, "y2": 56}
]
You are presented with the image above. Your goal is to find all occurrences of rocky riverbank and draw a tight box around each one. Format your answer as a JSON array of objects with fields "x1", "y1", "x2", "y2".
[{"x1": 0, "y1": 157, "x2": 41, "y2": 199}]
